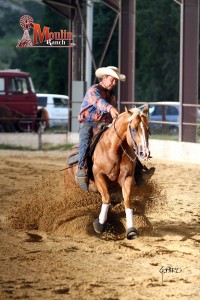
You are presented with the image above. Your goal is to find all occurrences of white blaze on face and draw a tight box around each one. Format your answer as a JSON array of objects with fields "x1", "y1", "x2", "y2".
[{"x1": 140, "y1": 122, "x2": 149, "y2": 159}]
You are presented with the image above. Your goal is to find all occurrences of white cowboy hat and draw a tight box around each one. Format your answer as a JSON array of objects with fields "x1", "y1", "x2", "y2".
[{"x1": 95, "y1": 66, "x2": 126, "y2": 82}]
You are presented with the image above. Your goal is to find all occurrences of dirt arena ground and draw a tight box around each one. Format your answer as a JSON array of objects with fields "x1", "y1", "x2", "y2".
[{"x1": 0, "y1": 149, "x2": 199, "y2": 300}]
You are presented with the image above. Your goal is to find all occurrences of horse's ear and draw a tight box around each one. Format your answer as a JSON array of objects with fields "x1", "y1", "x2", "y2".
[
  {"x1": 143, "y1": 106, "x2": 149, "y2": 115},
  {"x1": 125, "y1": 106, "x2": 132, "y2": 114}
]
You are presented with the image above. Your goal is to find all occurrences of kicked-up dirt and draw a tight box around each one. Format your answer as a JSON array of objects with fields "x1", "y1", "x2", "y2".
[{"x1": 0, "y1": 150, "x2": 200, "y2": 300}]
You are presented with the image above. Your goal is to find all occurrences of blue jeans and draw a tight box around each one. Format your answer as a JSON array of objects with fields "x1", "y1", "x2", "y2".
[{"x1": 78, "y1": 123, "x2": 98, "y2": 169}]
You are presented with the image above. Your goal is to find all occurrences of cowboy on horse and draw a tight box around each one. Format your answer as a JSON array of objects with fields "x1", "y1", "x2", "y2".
[{"x1": 75, "y1": 66, "x2": 154, "y2": 191}]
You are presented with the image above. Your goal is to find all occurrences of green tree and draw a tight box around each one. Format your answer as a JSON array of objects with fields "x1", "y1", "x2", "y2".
[
  {"x1": 135, "y1": 0, "x2": 180, "y2": 101},
  {"x1": 11, "y1": 4, "x2": 69, "y2": 95},
  {"x1": 0, "y1": 0, "x2": 43, "y2": 69},
  {"x1": 92, "y1": 2, "x2": 118, "y2": 80},
  {"x1": 48, "y1": 48, "x2": 69, "y2": 94},
  {"x1": 2, "y1": 0, "x2": 194, "y2": 102},
  {"x1": 91, "y1": 0, "x2": 180, "y2": 102}
]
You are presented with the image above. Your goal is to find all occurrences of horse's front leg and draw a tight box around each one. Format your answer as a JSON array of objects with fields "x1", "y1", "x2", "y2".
[
  {"x1": 93, "y1": 171, "x2": 111, "y2": 234},
  {"x1": 119, "y1": 174, "x2": 139, "y2": 240}
]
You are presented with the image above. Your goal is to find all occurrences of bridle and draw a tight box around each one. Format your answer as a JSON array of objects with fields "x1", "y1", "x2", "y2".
[
  {"x1": 129, "y1": 115, "x2": 149, "y2": 157},
  {"x1": 113, "y1": 118, "x2": 137, "y2": 163},
  {"x1": 113, "y1": 112, "x2": 149, "y2": 162}
]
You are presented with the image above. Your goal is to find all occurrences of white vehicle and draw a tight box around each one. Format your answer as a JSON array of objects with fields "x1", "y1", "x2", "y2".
[{"x1": 37, "y1": 93, "x2": 69, "y2": 127}]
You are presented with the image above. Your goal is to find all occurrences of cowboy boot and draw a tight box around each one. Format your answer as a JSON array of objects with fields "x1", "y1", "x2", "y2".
[{"x1": 75, "y1": 168, "x2": 88, "y2": 191}]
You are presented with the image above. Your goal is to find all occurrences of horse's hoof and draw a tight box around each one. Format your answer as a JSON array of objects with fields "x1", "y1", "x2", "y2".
[
  {"x1": 126, "y1": 227, "x2": 139, "y2": 240},
  {"x1": 93, "y1": 218, "x2": 104, "y2": 234}
]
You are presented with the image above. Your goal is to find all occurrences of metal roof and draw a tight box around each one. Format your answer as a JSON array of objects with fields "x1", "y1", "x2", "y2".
[
  {"x1": 42, "y1": 0, "x2": 77, "y2": 19},
  {"x1": 42, "y1": 0, "x2": 120, "y2": 19}
]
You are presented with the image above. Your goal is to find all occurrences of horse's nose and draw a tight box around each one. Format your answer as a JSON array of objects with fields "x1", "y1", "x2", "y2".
[
  {"x1": 138, "y1": 145, "x2": 143, "y2": 154},
  {"x1": 139, "y1": 152, "x2": 145, "y2": 160},
  {"x1": 140, "y1": 151, "x2": 144, "y2": 157},
  {"x1": 138, "y1": 145, "x2": 149, "y2": 160}
]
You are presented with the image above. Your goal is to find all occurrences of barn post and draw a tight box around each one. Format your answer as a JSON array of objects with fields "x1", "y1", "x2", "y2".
[
  {"x1": 179, "y1": 0, "x2": 199, "y2": 142},
  {"x1": 119, "y1": 0, "x2": 136, "y2": 111}
]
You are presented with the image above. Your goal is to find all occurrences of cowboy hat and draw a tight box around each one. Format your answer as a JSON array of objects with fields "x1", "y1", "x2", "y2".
[{"x1": 95, "y1": 66, "x2": 126, "y2": 82}]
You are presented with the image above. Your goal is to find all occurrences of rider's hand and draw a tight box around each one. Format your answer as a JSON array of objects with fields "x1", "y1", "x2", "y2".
[{"x1": 110, "y1": 106, "x2": 119, "y2": 119}]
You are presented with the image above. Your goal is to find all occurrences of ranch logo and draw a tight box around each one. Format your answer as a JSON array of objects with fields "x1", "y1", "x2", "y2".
[{"x1": 16, "y1": 15, "x2": 75, "y2": 48}]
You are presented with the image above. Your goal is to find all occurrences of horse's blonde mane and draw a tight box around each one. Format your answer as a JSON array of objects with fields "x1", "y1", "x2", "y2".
[
  {"x1": 126, "y1": 108, "x2": 139, "y2": 122},
  {"x1": 128, "y1": 107, "x2": 148, "y2": 122},
  {"x1": 129, "y1": 107, "x2": 140, "y2": 114}
]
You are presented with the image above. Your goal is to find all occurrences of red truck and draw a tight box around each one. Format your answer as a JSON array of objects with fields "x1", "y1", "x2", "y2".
[{"x1": 0, "y1": 69, "x2": 47, "y2": 132}]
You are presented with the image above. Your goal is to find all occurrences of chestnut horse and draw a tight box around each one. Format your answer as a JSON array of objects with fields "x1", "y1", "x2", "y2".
[
  {"x1": 35, "y1": 107, "x2": 49, "y2": 133},
  {"x1": 64, "y1": 106, "x2": 150, "y2": 240}
]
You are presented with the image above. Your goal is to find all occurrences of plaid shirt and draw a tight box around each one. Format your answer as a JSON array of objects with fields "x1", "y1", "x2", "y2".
[{"x1": 78, "y1": 84, "x2": 117, "y2": 123}]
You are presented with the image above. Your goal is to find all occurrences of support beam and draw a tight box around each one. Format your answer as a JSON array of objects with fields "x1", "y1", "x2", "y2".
[
  {"x1": 72, "y1": 12, "x2": 83, "y2": 81},
  {"x1": 119, "y1": 0, "x2": 136, "y2": 111},
  {"x1": 179, "y1": 0, "x2": 199, "y2": 142},
  {"x1": 85, "y1": 1, "x2": 94, "y2": 90},
  {"x1": 68, "y1": 19, "x2": 72, "y2": 131}
]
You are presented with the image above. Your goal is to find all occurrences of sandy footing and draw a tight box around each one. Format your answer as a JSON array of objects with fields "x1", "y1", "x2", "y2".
[{"x1": 0, "y1": 150, "x2": 199, "y2": 299}]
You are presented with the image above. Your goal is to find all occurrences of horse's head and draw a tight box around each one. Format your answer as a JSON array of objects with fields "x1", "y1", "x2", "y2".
[{"x1": 126, "y1": 106, "x2": 150, "y2": 160}]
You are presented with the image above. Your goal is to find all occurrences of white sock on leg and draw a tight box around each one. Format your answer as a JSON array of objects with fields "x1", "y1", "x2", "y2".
[
  {"x1": 99, "y1": 204, "x2": 110, "y2": 224},
  {"x1": 125, "y1": 208, "x2": 134, "y2": 229}
]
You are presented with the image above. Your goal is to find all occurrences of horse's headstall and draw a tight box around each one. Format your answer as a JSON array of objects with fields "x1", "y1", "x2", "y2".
[{"x1": 128, "y1": 125, "x2": 138, "y2": 151}]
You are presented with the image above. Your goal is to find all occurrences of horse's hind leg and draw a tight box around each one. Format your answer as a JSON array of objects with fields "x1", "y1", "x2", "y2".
[{"x1": 93, "y1": 172, "x2": 111, "y2": 234}]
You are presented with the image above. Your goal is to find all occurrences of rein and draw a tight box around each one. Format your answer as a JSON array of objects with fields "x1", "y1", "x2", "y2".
[
  {"x1": 60, "y1": 163, "x2": 78, "y2": 172},
  {"x1": 113, "y1": 111, "x2": 149, "y2": 162},
  {"x1": 113, "y1": 118, "x2": 137, "y2": 163},
  {"x1": 128, "y1": 125, "x2": 138, "y2": 153}
]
